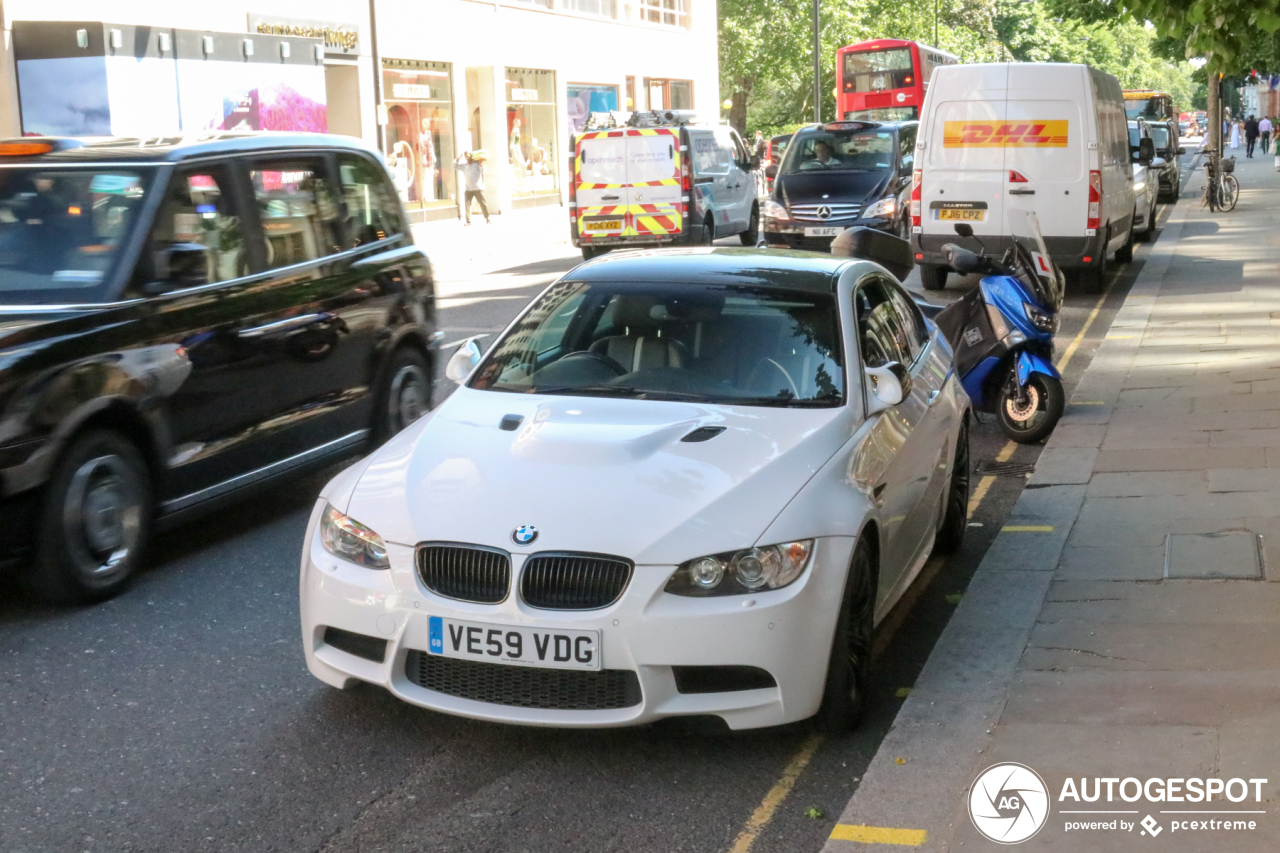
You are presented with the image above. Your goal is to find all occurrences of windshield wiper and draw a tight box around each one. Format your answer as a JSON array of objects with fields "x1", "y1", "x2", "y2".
[{"x1": 521, "y1": 385, "x2": 717, "y2": 402}]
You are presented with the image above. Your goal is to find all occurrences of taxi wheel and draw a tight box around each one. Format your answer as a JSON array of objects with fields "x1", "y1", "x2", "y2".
[
  {"x1": 934, "y1": 418, "x2": 970, "y2": 554},
  {"x1": 376, "y1": 347, "x2": 432, "y2": 443},
  {"x1": 817, "y1": 537, "x2": 876, "y2": 731},
  {"x1": 30, "y1": 429, "x2": 152, "y2": 604}
]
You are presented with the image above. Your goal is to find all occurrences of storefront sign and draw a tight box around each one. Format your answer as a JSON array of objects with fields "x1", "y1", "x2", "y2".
[
  {"x1": 392, "y1": 83, "x2": 434, "y2": 100},
  {"x1": 247, "y1": 15, "x2": 361, "y2": 57},
  {"x1": 510, "y1": 88, "x2": 541, "y2": 102}
]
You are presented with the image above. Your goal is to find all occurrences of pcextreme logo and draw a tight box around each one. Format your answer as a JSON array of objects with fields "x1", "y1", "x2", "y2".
[
  {"x1": 942, "y1": 121, "x2": 1069, "y2": 147},
  {"x1": 969, "y1": 763, "x2": 1051, "y2": 844}
]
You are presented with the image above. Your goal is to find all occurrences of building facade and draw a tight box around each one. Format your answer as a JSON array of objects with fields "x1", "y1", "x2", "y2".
[{"x1": 0, "y1": 0, "x2": 719, "y2": 222}]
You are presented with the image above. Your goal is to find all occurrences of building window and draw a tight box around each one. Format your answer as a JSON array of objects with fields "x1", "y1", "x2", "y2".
[
  {"x1": 626, "y1": 76, "x2": 636, "y2": 110},
  {"x1": 643, "y1": 78, "x2": 694, "y2": 111},
  {"x1": 505, "y1": 68, "x2": 559, "y2": 202},
  {"x1": 638, "y1": 0, "x2": 688, "y2": 27},
  {"x1": 564, "y1": 0, "x2": 617, "y2": 15},
  {"x1": 382, "y1": 59, "x2": 457, "y2": 218}
]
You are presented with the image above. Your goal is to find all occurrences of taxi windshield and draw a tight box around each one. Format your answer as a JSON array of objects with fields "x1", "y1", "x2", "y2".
[
  {"x1": 0, "y1": 166, "x2": 154, "y2": 304},
  {"x1": 783, "y1": 125, "x2": 895, "y2": 174}
]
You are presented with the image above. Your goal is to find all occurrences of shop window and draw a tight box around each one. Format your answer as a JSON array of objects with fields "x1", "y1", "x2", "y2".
[
  {"x1": 133, "y1": 166, "x2": 246, "y2": 290},
  {"x1": 249, "y1": 160, "x2": 342, "y2": 269},
  {"x1": 564, "y1": 0, "x2": 617, "y2": 14},
  {"x1": 338, "y1": 154, "x2": 406, "y2": 246},
  {"x1": 638, "y1": 0, "x2": 689, "y2": 27},
  {"x1": 382, "y1": 59, "x2": 457, "y2": 217},
  {"x1": 568, "y1": 84, "x2": 620, "y2": 134},
  {"x1": 506, "y1": 68, "x2": 559, "y2": 201},
  {"x1": 626, "y1": 76, "x2": 636, "y2": 111}
]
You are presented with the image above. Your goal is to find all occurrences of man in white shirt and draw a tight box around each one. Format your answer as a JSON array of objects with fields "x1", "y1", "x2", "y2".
[{"x1": 1260, "y1": 117, "x2": 1274, "y2": 155}]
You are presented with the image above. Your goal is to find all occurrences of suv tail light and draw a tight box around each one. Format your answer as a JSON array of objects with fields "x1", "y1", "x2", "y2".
[
  {"x1": 910, "y1": 169, "x2": 922, "y2": 228},
  {"x1": 1087, "y1": 169, "x2": 1102, "y2": 232}
]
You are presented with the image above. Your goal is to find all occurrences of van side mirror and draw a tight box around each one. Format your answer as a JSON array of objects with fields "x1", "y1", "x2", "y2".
[
  {"x1": 445, "y1": 337, "x2": 485, "y2": 383},
  {"x1": 865, "y1": 362, "x2": 911, "y2": 414}
]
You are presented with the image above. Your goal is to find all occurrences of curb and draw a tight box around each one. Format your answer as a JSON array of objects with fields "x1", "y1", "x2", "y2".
[{"x1": 820, "y1": 203, "x2": 1188, "y2": 851}]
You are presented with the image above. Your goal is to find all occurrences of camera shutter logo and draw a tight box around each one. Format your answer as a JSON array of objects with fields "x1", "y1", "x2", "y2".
[{"x1": 968, "y1": 763, "x2": 1050, "y2": 844}]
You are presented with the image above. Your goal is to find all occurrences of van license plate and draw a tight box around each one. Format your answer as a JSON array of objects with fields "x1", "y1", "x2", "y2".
[
  {"x1": 804, "y1": 227, "x2": 841, "y2": 237},
  {"x1": 937, "y1": 209, "x2": 985, "y2": 221},
  {"x1": 585, "y1": 220, "x2": 623, "y2": 231},
  {"x1": 428, "y1": 616, "x2": 601, "y2": 671}
]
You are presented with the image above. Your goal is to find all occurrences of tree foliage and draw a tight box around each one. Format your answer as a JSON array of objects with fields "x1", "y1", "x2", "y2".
[{"x1": 721, "y1": 0, "x2": 1204, "y2": 134}]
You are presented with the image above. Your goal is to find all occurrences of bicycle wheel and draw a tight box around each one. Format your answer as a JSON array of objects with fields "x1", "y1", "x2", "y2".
[{"x1": 1223, "y1": 175, "x2": 1240, "y2": 211}]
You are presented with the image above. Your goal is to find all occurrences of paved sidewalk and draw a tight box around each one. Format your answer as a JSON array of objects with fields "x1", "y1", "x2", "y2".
[{"x1": 823, "y1": 153, "x2": 1280, "y2": 851}]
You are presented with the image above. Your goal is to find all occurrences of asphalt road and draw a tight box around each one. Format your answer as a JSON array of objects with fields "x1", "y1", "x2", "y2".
[{"x1": 0, "y1": 172, "x2": 1193, "y2": 853}]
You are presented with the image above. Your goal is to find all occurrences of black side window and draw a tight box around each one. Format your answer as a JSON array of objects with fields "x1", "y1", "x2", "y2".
[
  {"x1": 887, "y1": 284, "x2": 927, "y2": 360},
  {"x1": 855, "y1": 276, "x2": 920, "y2": 368},
  {"x1": 248, "y1": 158, "x2": 342, "y2": 269},
  {"x1": 899, "y1": 126, "x2": 917, "y2": 171},
  {"x1": 131, "y1": 165, "x2": 246, "y2": 292},
  {"x1": 337, "y1": 153, "x2": 405, "y2": 246}
]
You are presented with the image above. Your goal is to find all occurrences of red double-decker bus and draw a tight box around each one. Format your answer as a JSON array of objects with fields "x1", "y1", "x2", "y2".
[{"x1": 836, "y1": 39, "x2": 958, "y2": 122}]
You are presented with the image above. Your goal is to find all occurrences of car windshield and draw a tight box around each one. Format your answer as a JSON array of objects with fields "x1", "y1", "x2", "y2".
[
  {"x1": 469, "y1": 280, "x2": 845, "y2": 407},
  {"x1": 1150, "y1": 125, "x2": 1171, "y2": 149},
  {"x1": 0, "y1": 166, "x2": 153, "y2": 304},
  {"x1": 783, "y1": 125, "x2": 894, "y2": 174}
]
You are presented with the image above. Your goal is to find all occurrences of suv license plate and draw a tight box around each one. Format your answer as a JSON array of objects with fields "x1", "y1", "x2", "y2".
[
  {"x1": 937, "y1": 209, "x2": 985, "y2": 221},
  {"x1": 428, "y1": 616, "x2": 601, "y2": 671},
  {"x1": 804, "y1": 226, "x2": 841, "y2": 237},
  {"x1": 585, "y1": 220, "x2": 623, "y2": 231}
]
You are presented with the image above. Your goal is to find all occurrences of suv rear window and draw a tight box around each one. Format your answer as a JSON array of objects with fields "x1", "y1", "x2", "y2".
[{"x1": 0, "y1": 166, "x2": 154, "y2": 304}]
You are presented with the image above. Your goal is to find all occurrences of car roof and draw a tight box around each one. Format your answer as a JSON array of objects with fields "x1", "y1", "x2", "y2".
[
  {"x1": 562, "y1": 247, "x2": 855, "y2": 293},
  {"x1": 0, "y1": 132, "x2": 380, "y2": 164}
]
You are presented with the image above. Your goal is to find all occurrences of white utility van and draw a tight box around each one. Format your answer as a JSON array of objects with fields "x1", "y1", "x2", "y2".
[
  {"x1": 569, "y1": 111, "x2": 760, "y2": 260},
  {"x1": 912, "y1": 63, "x2": 1135, "y2": 293}
]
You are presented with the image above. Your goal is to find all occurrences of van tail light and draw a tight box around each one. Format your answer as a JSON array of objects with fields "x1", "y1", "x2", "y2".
[
  {"x1": 910, "y1": 169, "x2": 922, "y2": 228},
  {"x1": 1087, "y1": 169, "x2": 1102, "y2": 232},
  {"x1": 681, "y1": 154, "x2": 691, "y2": 225}
]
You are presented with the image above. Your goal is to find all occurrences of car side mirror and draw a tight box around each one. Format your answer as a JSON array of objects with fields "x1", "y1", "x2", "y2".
[
  {"x1": 865, "y1": 362, "x2": 911, "y2": 414},
  {"x1": 145, "y1": 243, "x2": 208, "y2": 295},
  {"x1": 1138, "y1": 138, "x2": 1155, "y2": 163},
  {"x1": 1177, "y1": 146, "x2": 1187, "y2": 155},
  {"x1": 445, "y1": 337, "x2": 485, "y2": 383},
  {"x1": 942, "y1": 242, "x2": 983, "y2": 275},
  {"x1": 953, "y1": 223, "x2": 974, "y2": 238}
]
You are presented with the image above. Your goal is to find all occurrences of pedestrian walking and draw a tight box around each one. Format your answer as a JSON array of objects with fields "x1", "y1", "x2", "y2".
[
  {"x1": 1245, "y1": 114, "x2": 1260, "y2": 157},
  {"x1": 1230, "y1": 120, "x2": 1241, "y2": 150},
  {"x1": 454, "y1": 150, "x2": 490, "y2": 225},
  {"x1": 1261, "y1": 116, "x2": 1274, "y2": 155}
]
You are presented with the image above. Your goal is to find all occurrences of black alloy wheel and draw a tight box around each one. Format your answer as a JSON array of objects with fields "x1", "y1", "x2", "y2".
[
  {"x1": 377, "y1": 347, "x2": 432, "y2": 443},
  {"x1": 934, "y1": 417, "x2": 970, "y2": 553},
  {"x1": 817, "y1": 537, "x2": 877, "y2": 731},
  {"x1": 739, "y1": 205, "x2": 759, "y2": 246},
  {"x1": 30, "y1": 429, "x2": 152, "y2": 604},
  {"x1": 997, "y1": 371, "x2": 1065, "y2": 445}
]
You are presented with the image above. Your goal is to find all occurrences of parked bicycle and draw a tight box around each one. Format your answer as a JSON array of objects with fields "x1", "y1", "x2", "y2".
[{"x1": 1203, "y1": 147, "x2": 1239, "y2": 212}]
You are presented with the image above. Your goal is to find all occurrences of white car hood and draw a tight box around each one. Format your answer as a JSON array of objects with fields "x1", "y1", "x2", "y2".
[{"x1": 345, "y1": 387, "x2": 856, "y2": 565}]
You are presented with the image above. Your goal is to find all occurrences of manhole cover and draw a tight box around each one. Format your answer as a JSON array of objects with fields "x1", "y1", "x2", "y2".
[
  {"x1": 975, "y1": 461, "x2": 1037, "y2": 476},
  {"x1": 1164, "y1": 531, "x2": 1263, "y2": 579}
]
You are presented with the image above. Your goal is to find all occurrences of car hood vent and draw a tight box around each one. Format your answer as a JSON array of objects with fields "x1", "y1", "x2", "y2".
[
  {"x1": 681, "y1": 426, "x2": 726, "y2": 443},
  {"x1": 499, "y1": 414, "x2": 524, "y2": 431}
]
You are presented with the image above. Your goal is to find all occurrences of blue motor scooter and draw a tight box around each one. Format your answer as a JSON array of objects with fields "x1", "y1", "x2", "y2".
[{"x1": 934, "y1": 209, "x2": 1065, "y2": 444}]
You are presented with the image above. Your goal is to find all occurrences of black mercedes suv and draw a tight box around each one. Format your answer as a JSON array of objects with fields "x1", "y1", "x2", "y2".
[
  {"x1": 0, "y1": 133, "x2": 436, "y2": 603},
  {"x1": 761, "y1": 120, "x2": 916, "y2": 252}
]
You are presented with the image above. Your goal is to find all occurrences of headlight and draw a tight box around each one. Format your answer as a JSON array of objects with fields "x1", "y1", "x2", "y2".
[
  {"x1": 863, "y1": 196, "x2": 896, "y2": 218},
  {"x1": 664, "y1": 540, "x2": 814, "y2": 596},
  {"x1": 319, "y1": 504, "x2": 390, "y2": 569},
  {"x1": 1133, "y1": 180, "x2": 1146, "y2": 193},
  {"x1": 761, "y1": 200, "x2": 790, "y2": 221},
  {"x1": 1024, "y1": 302, "x2": 1059, "y2": 334}
]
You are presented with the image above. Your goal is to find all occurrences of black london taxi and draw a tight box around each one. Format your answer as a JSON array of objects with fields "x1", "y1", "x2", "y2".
[{"x1": 0, "y1": 133, "x2": 436, "y2": 603}]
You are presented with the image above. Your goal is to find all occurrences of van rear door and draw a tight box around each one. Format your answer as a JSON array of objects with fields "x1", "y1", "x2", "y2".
[
  {"x1": 625, "y1": 127, "x2": 683, "y2": 239},
  {"x1": 921, "y1": 64, "x2": 1009, "y2": 243},
  {"x1": 575, "y1": 131, "x2": 629, "y2": 240},
  {"x1": 1004, "y1": 66, "x2": 1086, "y2": 244}
]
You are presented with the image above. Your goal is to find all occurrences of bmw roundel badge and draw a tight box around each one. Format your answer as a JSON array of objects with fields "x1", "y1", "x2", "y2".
[{"x1": 512, "y1": 525, "x2": 538, "y2": 546}]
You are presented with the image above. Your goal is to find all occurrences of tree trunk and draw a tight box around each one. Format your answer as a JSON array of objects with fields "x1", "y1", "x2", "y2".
[
  {"x1": 1208, "y1": 67, "x2": 1222, "y2": 155},
  {"x1": 728, "y1": 75, "x2": 752, "y2": 136}
]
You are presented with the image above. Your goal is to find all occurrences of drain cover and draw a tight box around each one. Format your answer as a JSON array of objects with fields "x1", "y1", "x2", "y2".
[
  {"x1": 1164, "y1": 531, "x2": 1263, "y2": 579},
  {"x1": 976, "y1": 461, "x2": 1037, "y2": 476}
]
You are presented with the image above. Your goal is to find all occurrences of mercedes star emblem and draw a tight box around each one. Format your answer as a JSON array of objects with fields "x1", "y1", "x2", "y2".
[{"x1": 817, "y1": 205, "x2": 832, "y2": 219}]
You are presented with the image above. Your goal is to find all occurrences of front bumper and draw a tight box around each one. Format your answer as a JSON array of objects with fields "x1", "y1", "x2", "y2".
[
  {"x1": 764, "y1": 216, "x2": 896, "y2": 252},
  {"x1": 299, "y1": 501, "x2": 853, "y2": 729}
]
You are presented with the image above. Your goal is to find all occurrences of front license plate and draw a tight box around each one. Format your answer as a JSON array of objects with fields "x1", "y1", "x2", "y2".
[
  {"x1": 937, "y1": 209, "x2": 985, "y2": 221},
  {"x1": 428, "y1": 616, "x2": 601, "y2": 671},
  {"x1": 585, "y1": 220, "x2": 623, "y2": 231},
  {"x1": 804, "y1": 226, "x2": 841, "y2": 237}
]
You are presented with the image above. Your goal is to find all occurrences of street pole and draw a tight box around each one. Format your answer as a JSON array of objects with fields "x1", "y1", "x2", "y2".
[
  {"x1": 1208, "y1": 69, "x2": 1222, "y2": 157},
  {"x1": 369, "y1": 0, "x2": 385, "y2": 151},
  {"x1": 812, "y1": 0, "x2": 821, "y2": 123}
]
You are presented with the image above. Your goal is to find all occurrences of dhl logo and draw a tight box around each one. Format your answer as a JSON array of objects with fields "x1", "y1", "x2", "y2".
[{"x1": 943, "y1": 120, "x2": 1069, "y2": 147}]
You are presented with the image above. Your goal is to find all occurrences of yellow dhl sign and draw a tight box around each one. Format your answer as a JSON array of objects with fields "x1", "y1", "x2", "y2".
[{"x1": 943, "y1": 121, "x2": 1069, "y2": 147}]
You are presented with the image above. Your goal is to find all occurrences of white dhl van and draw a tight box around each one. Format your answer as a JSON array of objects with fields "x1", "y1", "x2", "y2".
[
  {"x1": 912, "y1": 63, "x2": 1135, "y2": 293},
  {"x1": 569, "y1": 112, "x2": 760, "y2": 260}
]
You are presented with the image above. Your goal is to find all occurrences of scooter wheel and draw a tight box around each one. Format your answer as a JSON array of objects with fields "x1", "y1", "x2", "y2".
[{"x1": 997, "y1": 373, "x2": 1065, "y2": 444}]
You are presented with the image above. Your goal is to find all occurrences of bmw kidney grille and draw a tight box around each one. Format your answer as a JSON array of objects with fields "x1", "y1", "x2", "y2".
[
  {"x1": 417, "y1": 543, "x2": 511, "y2": 603},
  {"x1": 520, "y1": 553, "x2": 633, "y2": 610}
]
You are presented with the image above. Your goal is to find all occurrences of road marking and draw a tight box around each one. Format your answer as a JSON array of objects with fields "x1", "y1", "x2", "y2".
[
  {"x1": 829, "y1": 825, "x2": 928, "y2": 846},
  {"x1": 726, "y1": 732, "x2": 824, "y2": 853},
  {"x1": 1105, "y1": 334, "x2": 1134, "y2": 339},
  {"x1": 1072, "y1": 400, "x2": 1106, "y2": 405},
  {"x1": 967, "y1": 439, "x2": 1016, "y2": 518},
  {"x1": 1056, "y1": 286, "x2": 1113, "y2": 374},
  {"x1": 1002, "y1": 525, "x2": 1055, "y2": 532}
]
